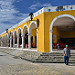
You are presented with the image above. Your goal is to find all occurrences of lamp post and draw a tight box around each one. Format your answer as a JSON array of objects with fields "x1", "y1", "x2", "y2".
[
  {"x1": 6, "y1": 29, "x2": 8, "y2": 33},
  {"x1": 29, "y1": 12, "x2": 39, "y2": 28},
  {"x1": 29, "y1": 12, "x2": 33, "y2": 21}
]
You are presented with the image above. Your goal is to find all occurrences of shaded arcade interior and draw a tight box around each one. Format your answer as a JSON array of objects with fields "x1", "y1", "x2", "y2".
[
  {"x1": 52, "y1": 17, "x2": 75, "y2": 50},
  {"x1": 18, "y1": 29, "x2": 22, "y2": 48},
  {"x1": 31, "y1": 28, "x2": 37, "y2": 48}
]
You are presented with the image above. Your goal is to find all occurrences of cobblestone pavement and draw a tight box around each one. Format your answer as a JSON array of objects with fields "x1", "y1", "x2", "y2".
[
  {"x1": 0, "y1": 60, "x2": 75, "y2": 75},
  {"x1": 0, "y1": 49, "x2": 75, "y2": 75}
]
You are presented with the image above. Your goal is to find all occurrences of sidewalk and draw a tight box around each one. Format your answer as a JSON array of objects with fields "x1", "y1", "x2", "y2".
[{"x1": 0, "y1": 62, "x2": 75, "y2": 75}]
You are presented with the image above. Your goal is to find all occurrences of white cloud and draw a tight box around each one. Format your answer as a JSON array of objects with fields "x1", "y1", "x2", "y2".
[
  {"x1": 29, "y1": 3, "x2": 52, "y2": 10},
  {"x1": 0, "y1": 0, "x2": 28, "y2": 34}
]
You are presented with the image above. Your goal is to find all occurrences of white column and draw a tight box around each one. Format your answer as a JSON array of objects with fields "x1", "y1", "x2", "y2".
[
  {"x1": 7, "y1": 37, "x2": 9, "y2": 47},
  {"x1": 36, "y1": 29, "x2": 38, "y2": 49},
  {"x1": 22, "y1": 34, "x2": 24, "y2": 49},
  {"x1": 6, "y1": 36, "x2": 7, "y2": 47},
  {"x1": 3, "y1": 39, "x2": 4, "y2": 47},
  {"x1": 28, "y1": 33, "x2": 31, "y2": 49},
  {"x1": 10, "y1": 36, "x2": 12, "y2": 48},
  {"x1": 13, "y1": 36, "x2": 15, "y2": 47},
  {"x1": 17, "y1": 35, "x2": 19, "y2": 48},
  {"x1": 4, "y1": 38, "x2": 5, "y2": 47},
  {"x1": 50, "y1": 30, "x2": 53, "y2": 52},
  {"x1": 1, "y1": 40, "x2": 3, "y2": 47},
  {"x1": 5, "y1": 38, "x2": 6, "y2": 47}
]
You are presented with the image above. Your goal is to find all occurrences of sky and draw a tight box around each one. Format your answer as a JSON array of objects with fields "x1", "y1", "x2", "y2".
[{"x1": 0, "y1": 0, "x2": 75, "y2": 34}]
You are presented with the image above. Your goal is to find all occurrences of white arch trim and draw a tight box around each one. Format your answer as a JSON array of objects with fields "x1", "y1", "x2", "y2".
[
  {"x1": 18, "y1": 27, "x2": 21, "y2": 30},
  {"x1": 14, "y1": 30, "x2": 17, "y2": 36},
  {"x1": 29, "y1": 21, "x2": 37, "y2": 34},
  {"x1": 14, "y1": 30, "x2": 16, "y2": 33},
  {"x1": 14, "y1": 29, "x2": 16, "y2": 32},
  {"x1": 23, "y1": 24, "x2": 28, "y2": 35},
  {"x1": 18, "y1": 27, "x2": 22, "y2": 35},
  {"x1": 29, "y1": 21, "x2": 38, "y2": 51},
  {"x1": 10, "y1": 31, "x2": 13, "y2": 37},
  {"x1": 23, "y1": 24, "x2": 28, "y2": 30},
  {"x1": 50, "y1": 14, "x2": 75, "y2": 52}
]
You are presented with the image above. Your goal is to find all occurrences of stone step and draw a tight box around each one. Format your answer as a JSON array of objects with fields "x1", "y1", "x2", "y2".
[
  {"x1": 34, "y1": 51, "x2": 75, "y2": 63},
  {"x1": 40, "y1": 53, "x2": 75, "y2": 56},
  {"x1": 34, "y1": 58, "x2": 75, "y2": 63}
]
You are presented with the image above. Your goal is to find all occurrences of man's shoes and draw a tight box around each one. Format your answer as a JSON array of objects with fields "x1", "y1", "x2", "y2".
[{"x1": 66, "y1": 63, "x2": 68, "y2": 65}]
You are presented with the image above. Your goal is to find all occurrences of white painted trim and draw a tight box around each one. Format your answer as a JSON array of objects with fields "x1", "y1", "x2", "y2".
[
  {"x1": 29, "y1": 21, "x2": 37, "y2": 33},
  {"x1": 14, "y1": 30, "x2": 16, "y2": 36},
  {"x1": 18, "y1": 27, "x2": 21, "y2": 30},
  {"x1": 22, "y1": 24, "x2": 28, "y2": 49},
  {"x1": 14, "y1": 29, "x2": 16, "y2": 33},
  {"x1": 23, "y1": 24, "x2": 28, "y2": 35},
  {"x1": 50, "y1": 14, "x2": 75, "y2": 52},
  {"x1": 18, "y1": 27, "x2": 22, "y2": 35},
  {"x1": 17, "y1": 27, "x2": 22, "y2": 48},
  {"x1": 29, "y1": 21, "x2": 38, "y2": 51},
  {"x1": 23, "y1": 24, "x2": 28, "y2": 30},
  {"x1": 11, "y1": 31, "x2": 13, "y2": 35}
]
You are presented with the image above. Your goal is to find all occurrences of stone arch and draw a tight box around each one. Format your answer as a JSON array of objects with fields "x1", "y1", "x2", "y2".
[
  {"x1": 13, "y1": 30, "x2": 17, "y2": 47},
  {"x1": 17, "y1": 27, "x2": 22, "y2": 48},
  {"x1": 5, "y1": 34, "x2": 7, "y2": 47},
  {"x1": 8, "y1": 33, "x2": 11, "y2": 47},
  {"x1": 22, "y1": 25, "x2": 28, "y2": 48},
  {"x1": 28, "y1": 21, "x2": 38, "y2": 49},
  {"x1": 10, "y1": 31, "x2": 13, "y2": 47},
  {"x1": 50, "y1": 14, "x2": 75, "y2": 52},
  {"x1": 29, "y1": 21, "x2": 37, "y2": 34},
  {"x1": 2, "y1": 36, "x2": 4, "y2": 47}
]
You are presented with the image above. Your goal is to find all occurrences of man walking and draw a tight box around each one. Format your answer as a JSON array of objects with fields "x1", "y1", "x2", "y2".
[{"x1": 63, "y1": 45, "x2": 70, "y2": 65}]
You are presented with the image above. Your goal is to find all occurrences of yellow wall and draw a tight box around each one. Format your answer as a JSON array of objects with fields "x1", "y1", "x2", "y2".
[
  {"x1": 44, "y1": 10, "x2": 75, "y2": 52},
  {"x1": 60, "y1": 31, "x2": 75, "y2": 38},
  {"x1": 34, "y1": 13, "x2": 45, "y2": 52},
  {"x1": 52, "y1": 26, "x2": 60, "y2": 43}
]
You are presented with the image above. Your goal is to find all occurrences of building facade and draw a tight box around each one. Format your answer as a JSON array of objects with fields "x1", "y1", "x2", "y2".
[{"x1": 0, "y1": 5, "x2": 75, "y2": 52}]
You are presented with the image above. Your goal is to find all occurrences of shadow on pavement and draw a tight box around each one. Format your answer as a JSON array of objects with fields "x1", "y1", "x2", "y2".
[
  {"x1": 0, "y1": 55, "x2": 6, "y2": 56},
  {"x1": 68, "y1": 63, "x2": 75, "y2": 66}
]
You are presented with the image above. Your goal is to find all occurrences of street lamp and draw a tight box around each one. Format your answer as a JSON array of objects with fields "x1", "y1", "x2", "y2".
[
  {"x1": 29, "y1": 12, "x2": 39, "y2": 28},
  {"x1": 29, "y1": 12, "x2": 33, "y2": 21},
  {"x1": 6, "y1": 29, "x2": 8, "y2": 33}
]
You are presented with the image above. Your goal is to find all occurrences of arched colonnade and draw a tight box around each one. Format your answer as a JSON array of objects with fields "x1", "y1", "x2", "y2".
[{"x1": 0, "y1": 21, "x2": 38, "y2": 50}]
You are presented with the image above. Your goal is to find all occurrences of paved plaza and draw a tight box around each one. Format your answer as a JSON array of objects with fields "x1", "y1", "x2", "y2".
[{"x1": 0, "y1": 49, "x2": 75, "y2": 75}]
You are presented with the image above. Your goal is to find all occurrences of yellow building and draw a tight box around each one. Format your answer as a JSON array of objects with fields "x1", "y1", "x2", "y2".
[{"x1": 0, "y1": 5, "x2": 75, "y2": 52}]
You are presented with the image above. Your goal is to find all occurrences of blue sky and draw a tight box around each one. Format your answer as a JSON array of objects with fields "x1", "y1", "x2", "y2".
[{"x1": 0, "y1": 0, "x2": 75, "y2": 34}]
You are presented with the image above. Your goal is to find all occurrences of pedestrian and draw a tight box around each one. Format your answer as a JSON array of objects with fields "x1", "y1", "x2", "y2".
[
  {"x1": 57, "y1": 43, "x2": 60, "y2": 50},
  {"x1": 63, "y1": 45, "x2": 70, "y2": 65}
]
